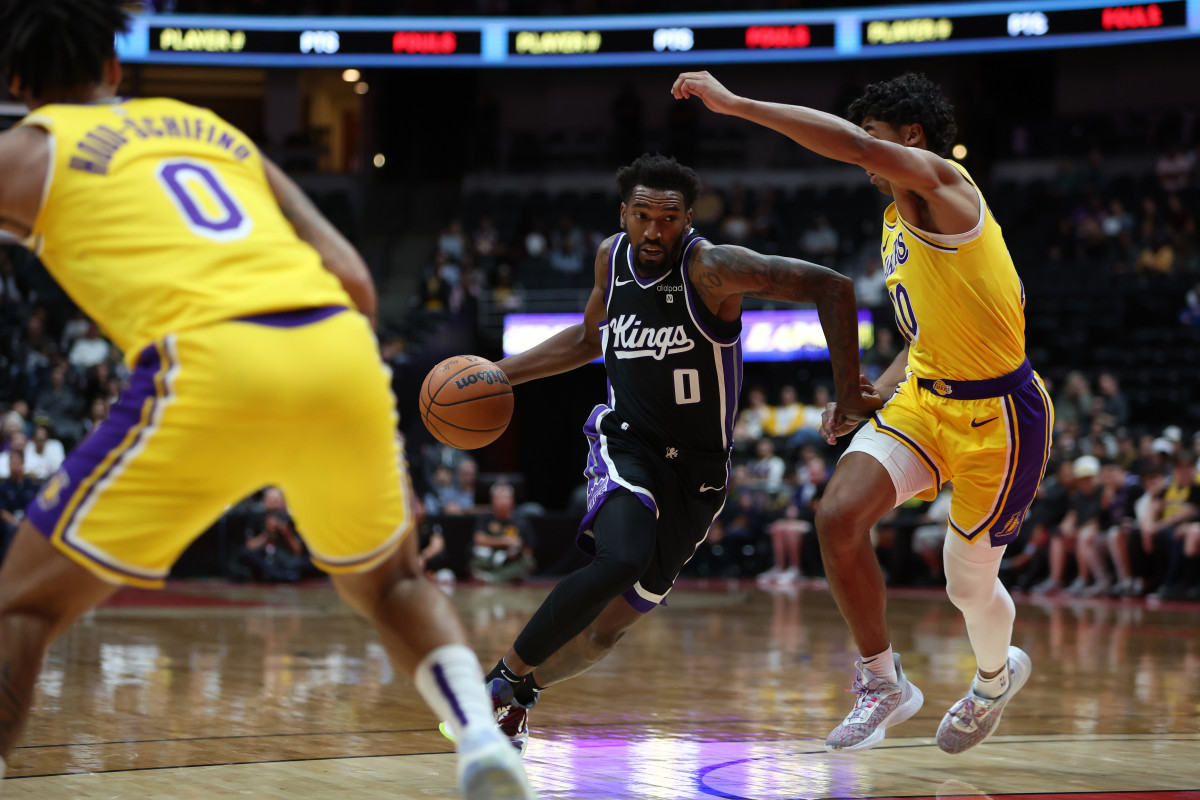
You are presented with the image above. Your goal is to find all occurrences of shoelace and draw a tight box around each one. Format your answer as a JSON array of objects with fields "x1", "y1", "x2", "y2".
[
  {"x1": 844, "y1": 672, "x2": 892, "y2": 721},
  {"x1": 949, "y1": 694, "x2": 995, "y2": 730}
]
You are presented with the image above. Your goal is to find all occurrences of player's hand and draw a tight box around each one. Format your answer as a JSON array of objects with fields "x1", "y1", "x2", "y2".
[
  {"x1": 671, "y1": 71, "x2": 741, "y2": 115},
  {"x1": 836, "y1": 374, "x2": 885, "y2": 420},
  {"x1": 820, "y1": 375, "x2": 883, "y2": 444}
]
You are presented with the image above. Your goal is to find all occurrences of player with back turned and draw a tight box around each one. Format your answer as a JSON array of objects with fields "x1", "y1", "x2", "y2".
[
  {"x1": 672, "y1": 70, "x2": 1053, "y2": 754},
  {"x1": 453, "y1": 153, "x2": 878, "y2": 755},
  {"x1": 0, "y1": 2, "x2": 534, "y2": 797}
]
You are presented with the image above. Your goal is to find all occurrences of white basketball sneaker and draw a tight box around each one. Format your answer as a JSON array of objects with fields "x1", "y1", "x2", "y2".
[
  {"x1": 936, "y1": 645, "x2": 1032, "y2": 754},
  {"x1": 457, "y1": 727, "x2": 538, "y2": 800},
  {"x1": 825, "y1": 654, "x2": 924, "y2": 752}
]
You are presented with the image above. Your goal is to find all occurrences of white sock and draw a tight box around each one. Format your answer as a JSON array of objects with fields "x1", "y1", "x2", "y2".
[
  {"x1": 413, "y1": 645, "x2": 496, "y2": 742},
  {"x1": 973, "y1": 665, "x2": 1010, "y2": 699},
  {"x1": 862, "y1": 645, "x2": 897, "y2": 684}
]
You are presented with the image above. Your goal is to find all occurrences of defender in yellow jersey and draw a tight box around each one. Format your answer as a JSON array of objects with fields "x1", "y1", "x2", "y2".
[
  {"x1": 674, "y1": 71, "x2": 1053, "y2": 755},
  {"x1": 0, "y1": 3, "x2": 535, "y2": 797}
]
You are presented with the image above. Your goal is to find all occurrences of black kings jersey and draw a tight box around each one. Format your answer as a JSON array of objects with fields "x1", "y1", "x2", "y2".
[{"x1": 600, "y1": 230, "x2": 742, "y2": 455}]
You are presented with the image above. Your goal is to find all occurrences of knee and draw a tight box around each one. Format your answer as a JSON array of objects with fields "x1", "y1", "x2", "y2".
[
  {"x1": 597, "y1": 555, "x2": 649, "y2": 593},
  {"x1": 945, "y1": 565, "x2": 1007, "y2": 614},
  {"x1": 814, "y1": 495, "x2": 871, "y2": 554},
  {"x1": 584, "y1": 625, "x2": 628, "y2": 657},
  {"x1": 945, "y1": 574, "x2": 985, "y2": 609},
  {"x1": 0, "y1": 606, "x2": 59, "y2": 653},
  {"x1": 333, "y1": 545, "x2": 424, "y2": 618}
]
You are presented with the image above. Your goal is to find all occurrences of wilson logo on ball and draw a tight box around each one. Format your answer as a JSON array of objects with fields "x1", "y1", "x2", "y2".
[{"x1": 454, "y1": 369, "x2": 511, "y2": 390}]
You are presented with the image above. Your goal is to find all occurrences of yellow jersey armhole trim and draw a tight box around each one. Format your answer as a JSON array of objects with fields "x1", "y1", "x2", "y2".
[{"x1": 26, "y1": 133, "x2": 56, "y2": 254}]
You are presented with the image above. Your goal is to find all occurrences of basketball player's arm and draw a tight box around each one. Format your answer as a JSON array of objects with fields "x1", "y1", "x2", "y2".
[
  {"x1": 671, "y1": 72, "x2": 975, "y2": 220},
  {"x1": 0, "y1": 127, "x2": 50, "y2": 240},
  {"x1": 262, "y1": 158, "x2": 377, "y2": 327},
  {"x1": 692, "y1": 244, "x2": 878, "y2": 422},
  {"x1": 494, "y1": 238, "x2": 610, "y2": 386},
  {"x1": 873, "y1": 345, "x2": 911, "y2": 402}
]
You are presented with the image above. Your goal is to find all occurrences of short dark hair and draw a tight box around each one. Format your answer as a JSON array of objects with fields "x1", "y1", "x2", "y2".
[
  {"x1": 847, "y1": 73, "x2": 958, "y2": 157},
  {"x1": 616, "y1": 153, "x2": 701, "y2": 209},
  {"x1": 0, "y1": 0, "x2": 130, "y2": 100}
]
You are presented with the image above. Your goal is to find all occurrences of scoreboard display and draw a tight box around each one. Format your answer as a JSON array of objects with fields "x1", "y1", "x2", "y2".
[
  {"x1": 504, "y1": 24, "x2": 837, "y2": 57},
  {"x1": 119, "y1": 1, "x2": 1199, "y2": 67},
  {"x1": 859, "y1": 2, "x2": 1188, "y2": 47}
]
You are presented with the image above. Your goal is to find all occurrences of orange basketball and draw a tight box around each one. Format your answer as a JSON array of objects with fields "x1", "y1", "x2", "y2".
[{"x1": 419, "y1": 355, "x2": 514, "y2": 450}]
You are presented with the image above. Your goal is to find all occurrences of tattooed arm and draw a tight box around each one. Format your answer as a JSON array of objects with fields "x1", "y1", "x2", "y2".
[
  {"x1": 263, "y1": 158, "x2": 377, "y2": 327},
  {"x1": 690, "y1": 243, "x2": 880, "y2": 421}
]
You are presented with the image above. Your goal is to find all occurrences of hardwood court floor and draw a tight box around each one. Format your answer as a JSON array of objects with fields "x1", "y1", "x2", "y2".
[{"x1": 5, "y1": 578, "x2": 1199, "y2": 799}]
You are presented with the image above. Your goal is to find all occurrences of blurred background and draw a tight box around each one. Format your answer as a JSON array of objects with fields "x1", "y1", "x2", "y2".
[{"x1": 2, "y1": 0, "x2": 1199, "y2": 599}]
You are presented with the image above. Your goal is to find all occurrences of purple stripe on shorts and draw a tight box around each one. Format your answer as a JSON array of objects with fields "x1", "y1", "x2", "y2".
[
  {"x1": 235, "y1": 305, "x2": 347, "y2": 328},
  {"x1": 431, "y1": 663, "x2": 468, "y2": 728},
  {"x1": 576, "y1": 406, "x2": 657, "y2": 556},
  {"x1": 622, "y1": 586, "x2": 660, "y2": 614},
  {"x1": 957, "y1": 397, "x2": 1022, "y2": 543},
  {"x1": 984, "y1": 378, "x2": 1053, "y2": 546},
  {"x1": 26, "y1": 342, "x2": 165, "y2": 546}
]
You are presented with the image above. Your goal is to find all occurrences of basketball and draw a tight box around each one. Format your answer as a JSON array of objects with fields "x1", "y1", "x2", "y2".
[{"x1": 419, "y1": 355, "x2": 514, "y2": 449}]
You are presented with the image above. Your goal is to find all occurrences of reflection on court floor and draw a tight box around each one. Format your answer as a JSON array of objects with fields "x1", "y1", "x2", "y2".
[{"x1": 5, "y1": 581, "x2": 1200, "y2": 799}]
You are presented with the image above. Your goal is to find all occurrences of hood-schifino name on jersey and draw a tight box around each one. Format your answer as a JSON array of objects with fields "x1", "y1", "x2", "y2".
[{"x1": 600, "y1": 230, "x2": 742, "y2": 455}]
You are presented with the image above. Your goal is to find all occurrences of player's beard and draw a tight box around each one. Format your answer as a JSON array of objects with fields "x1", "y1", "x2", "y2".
[{"x1": 634, "y1": 238, "x2": 682, "y2": 275}]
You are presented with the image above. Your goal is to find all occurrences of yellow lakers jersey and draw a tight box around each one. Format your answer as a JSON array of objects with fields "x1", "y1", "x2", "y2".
[
  {"x1": 879, "y1": 161, "x2": 1026, "y2": 381},
  {"x1": 18, "y1": 98, "x2": 351, "y2": 360}
]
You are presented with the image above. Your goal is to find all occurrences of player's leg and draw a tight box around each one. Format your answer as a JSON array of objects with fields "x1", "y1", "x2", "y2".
[
  {"x1": 444, "y1": 491, "x2": 655, "y2": 757},
  {"x1": 528, "y1": 593, "x2": 644, "y2": 687},
  {"x1": 0, "y1": 522, "x2": 118, "y2": 769},
  {"x1": 500, "y1": 491, "x2": 656, "y2": 677},
  {"x1": 814, "y1": 453, "x2": 896, "y2": 657},
  {"x1": 275, "y1": 312, "x2": 534, "y2": 797},
  {"x1": 318, "y1": 524, "x2": 536, "y2": 798},
  {"x1": 518, "y1": 453, "x2": 727, "y2": 685},
  {"x1": 936, "y1": 529, "x2": 1031, "y2": 754},
  {"x1": 818, "y1": 412, "x2": 936, "y2": 752},
  {"x1": 935, "y1": 379, "x2": 1050, "y2": 754},
  {"x1": 0, "y1": 328, "x2": 276, "y2": 778},
  {"x1": 310, "y1": 500, "x2": 535, "y2": 797}
]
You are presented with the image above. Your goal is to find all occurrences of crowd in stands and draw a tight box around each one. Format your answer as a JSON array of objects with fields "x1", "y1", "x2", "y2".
[{"x1": 2, "y1": 80, "x2": 1198, "y2": 598}]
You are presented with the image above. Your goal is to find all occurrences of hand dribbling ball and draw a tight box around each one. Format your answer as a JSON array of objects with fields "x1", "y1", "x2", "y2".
[{"x1": 419, "y1": 355, "x2": 514, "y2": 449}]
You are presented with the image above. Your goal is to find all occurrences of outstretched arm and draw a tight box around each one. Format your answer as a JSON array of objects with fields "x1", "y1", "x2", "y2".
[
  {"x1": 263, "y1": 157, "x2": 377, "y2": 327},
  {"x1": 494, "y1": 236, "x2": 612, "y2": 386},
  {"x1": 671, "y1": 71, "x2": 978, "y2": 233},
  {"x1": 671, "y1": 71, "x2": 959, "y2": 193},
  {"x1": 691, "y1": 244, "x2": 879, "y2": 421}
]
